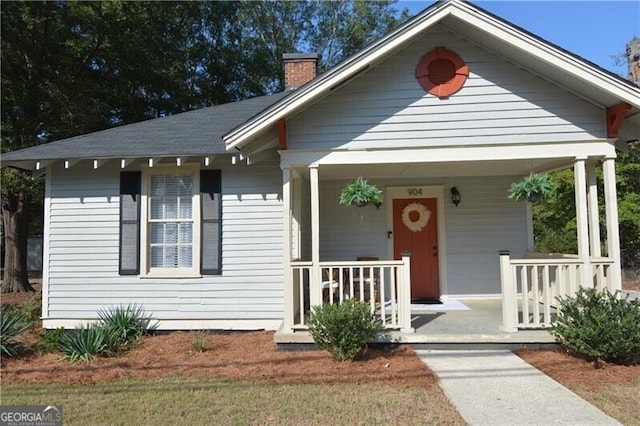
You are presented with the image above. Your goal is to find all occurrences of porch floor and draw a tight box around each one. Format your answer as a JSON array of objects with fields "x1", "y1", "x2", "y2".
[{"x1": 274, "y1": 299, "x2": 556, "y2": 348}]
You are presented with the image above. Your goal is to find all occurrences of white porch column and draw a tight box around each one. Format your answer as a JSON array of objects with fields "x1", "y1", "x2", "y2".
[
  {"x1": 309, "y1": 165, "x2": 322, "y2": 307},
  {"x1": 282, "y1": 167, "x2": 293, "y2": 332},
  {"x1": 586, "y1": 160, "x2": 601, "y2": 257},
  {"x1": 574, "y1": 158, "x2": 590, "y2": 283},
  {"x1": 603, "y1": 158, "x2": 622, "y2": 292}
]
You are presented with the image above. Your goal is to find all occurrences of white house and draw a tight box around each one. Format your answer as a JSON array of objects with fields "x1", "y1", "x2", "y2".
[{"x1": 3, "y1": 1, "x2": 639, "y2": 342}]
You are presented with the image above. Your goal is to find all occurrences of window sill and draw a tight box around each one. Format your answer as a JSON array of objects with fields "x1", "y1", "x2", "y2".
[{"x1": 140, "y1": 273, "x2": 203, "y2": 279}]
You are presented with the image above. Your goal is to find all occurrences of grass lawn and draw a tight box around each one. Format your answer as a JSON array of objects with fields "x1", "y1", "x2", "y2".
[
  {"x1": 1, "y1": 378, "x2": 463, "y2": 425},
  {"x1": 570, "y1": 379, "x2": 640, "y2": 425}
]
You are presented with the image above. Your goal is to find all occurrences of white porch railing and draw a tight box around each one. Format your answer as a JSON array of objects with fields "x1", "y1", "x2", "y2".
[
  {"x1": 499, "y1": 251, "x2": 615, "y2": 331},
  {"x1": 289, "y1": 254, "x2": 413, "y2": 332}
]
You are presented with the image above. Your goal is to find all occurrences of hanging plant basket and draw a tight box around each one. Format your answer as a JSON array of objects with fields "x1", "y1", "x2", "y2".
[
  {"x1": 508, "y1": 173, "x2": 556, "y2": 202},
  {"x1": 339, "y1": 177, "x2": 383, "y2": 208}
]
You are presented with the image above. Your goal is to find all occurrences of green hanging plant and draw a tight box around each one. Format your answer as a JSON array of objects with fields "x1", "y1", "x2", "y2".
[
  {"x1": 339, "y1": 177, "x2": 383, "y2": 207},
  {"x1": 508, "y1": 173, "x2": 556, "y2": 202}
]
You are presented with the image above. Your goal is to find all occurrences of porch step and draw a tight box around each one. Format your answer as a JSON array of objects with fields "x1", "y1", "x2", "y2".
[{"x1": 274, "y1": 328, "x2": 557, "y2": 351}]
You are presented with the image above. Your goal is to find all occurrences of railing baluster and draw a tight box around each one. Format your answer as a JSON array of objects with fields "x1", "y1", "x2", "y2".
[
  {"x1": 543, "y1": 265, "x2": 551, "y2": 326},
  {"x1": 520, "y1": 265, "x2": 529, "y2": 327},
  {"x1": 531, "y1": 265, "x2": 540, "y2": 327}
]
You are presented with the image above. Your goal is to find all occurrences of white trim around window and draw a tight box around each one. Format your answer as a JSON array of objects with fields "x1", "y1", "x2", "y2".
[{"x1": 140, "y1": 164, "x2": 201, "y2": 277}]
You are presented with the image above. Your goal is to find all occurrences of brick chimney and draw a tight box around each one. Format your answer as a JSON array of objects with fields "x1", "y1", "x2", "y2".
[{"x1": 283, "y1": 53, "x2": 319, "y2": 91}]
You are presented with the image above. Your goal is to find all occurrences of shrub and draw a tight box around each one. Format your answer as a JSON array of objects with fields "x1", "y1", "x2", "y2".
[
  {"x1": 0, "y1": 306, "x2": 32, "y2": 357},
  {"x1": 35, "y1": 327, "x2": 66, "y2": 354},
  {"x1": 307, "y1": 299, "x2": 383, "y2": 361},
  {"x1": 98, "y1": 304, "x2": 147, "y2": 352},
  {"x1": 191, "y1": 332, "x2": 210, "y2": 353},
  {"x1": 551, "y1": 287, "x2": 640, "y2": 366},
  {"x1": 59, "y1": 323, "x2": 112, "y2": 363},
  {"x1": 12, "y1": 292, "x2": 42, "y2": 326}
]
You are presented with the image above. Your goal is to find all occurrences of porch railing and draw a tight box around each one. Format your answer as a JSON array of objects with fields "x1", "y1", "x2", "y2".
[
  {"x1": 499, "y1": 251, "x2": 615, "y2": 331},
  {"x1": 289, "y1": 254, "x2": 413, "y2": 332}
]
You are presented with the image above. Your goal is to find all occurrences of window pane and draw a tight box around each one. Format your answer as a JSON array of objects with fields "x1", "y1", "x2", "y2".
[
  {"x1": 165, "y1": 223, "x2": 178, "y2": 244},
  {"x1": 150, "y1": 223, "x2": 163, "y2": 244},
  {"x1": 164, "y1": 198, "x2": 178, "y2": 219},
  {"x1": 150, "y1": 246, "x2": 163, "y2": 267},
  {"x1": 178, "y1": 196, "x2": 192, "y2": 219},
  {"x1": 179, "y1": 246, "x2": 192, "y2": 267},
  {"x1": 164, "y1": 246, "x2": 177, "y2": 268},
  {"x1": 178, "y1": 223, "x2": 192, "y2": 243}
]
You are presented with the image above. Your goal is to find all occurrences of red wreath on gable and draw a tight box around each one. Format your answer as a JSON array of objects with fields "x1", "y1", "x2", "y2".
[{"x1": 415, "y1": 47, "x2": 469, "y2": 98}]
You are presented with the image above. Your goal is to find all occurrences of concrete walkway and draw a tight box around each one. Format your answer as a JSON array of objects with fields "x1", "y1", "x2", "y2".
[{"x1": 416, "y1": 349, "x2": 621, "y2": 426}]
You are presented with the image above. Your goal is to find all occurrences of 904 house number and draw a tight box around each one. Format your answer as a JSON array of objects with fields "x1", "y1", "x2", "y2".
[{"x1": 407, "y1": 188, "x2": 423, "y2": 196}]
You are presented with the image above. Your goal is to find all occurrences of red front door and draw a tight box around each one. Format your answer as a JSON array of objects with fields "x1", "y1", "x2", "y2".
[{"x1": 393, "y1": 198, "x2": 439, "y2": 298}]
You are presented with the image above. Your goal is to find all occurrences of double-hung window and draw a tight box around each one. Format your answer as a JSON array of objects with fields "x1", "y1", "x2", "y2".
[{"x1": 143, "y1": 168, "x2": 200, "y2": 276}]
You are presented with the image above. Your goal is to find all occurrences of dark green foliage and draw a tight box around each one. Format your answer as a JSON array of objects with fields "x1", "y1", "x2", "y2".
[
  {"x1": 59, "y1": 324, "x2": 112, "y2": 363},
  {"x1": 339, "y1": 177, "x2": 383, "y2": 207},
  {"x1": 0, "y1": 306, "x2": 32, "y2": 357},
  {"x1": 58, "y1": 305, "x2": 150, "y2": 362},
  {"x1": 307, "y1": 299, "x2": 383, "y2": 361},
  {"x1": 11, "y1": 292, "x2": 42, "y2": 327},
  {"x1": 98, "y1": 304, "x2": 147, "y2": 352},
  {"x1": 552, "y1": 287, "x2": 640, "y2": 366},
  {"x1": 508, "y1": 173, "x2": 556, "y2": 202},
  {"x1": 35, "y1": 327, "x2": 65, "y2": 354}
]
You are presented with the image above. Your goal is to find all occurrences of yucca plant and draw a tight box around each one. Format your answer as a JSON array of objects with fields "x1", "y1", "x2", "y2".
[
  {"x1": 508, "y1": 173, "x2": 556, "y2": 202},
  {"x1": 339, "y1": 177, "x2": 383, "y2": 207},
  {"x1": 59, "y1": 323, "x2": 112, "y2": 363},
  {"x1": 98, "y1": 304, "x2": 147, "y2": 352},
  {"x1": 1, "y1": 306, "x2": 32, "y2": 357}
]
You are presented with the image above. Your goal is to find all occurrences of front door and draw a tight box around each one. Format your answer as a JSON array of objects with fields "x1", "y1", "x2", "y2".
[{"x1": 393, "y1": 198, "x2": 439, "y2": 298}]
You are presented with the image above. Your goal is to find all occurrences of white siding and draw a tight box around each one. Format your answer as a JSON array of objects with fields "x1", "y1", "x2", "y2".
[
  {"x1": 287, "y1": 26, "x2": 603, "y2": 150},
  {"x1": 319, "y1": 176, "x2": 527, "y2": 297},
  {"x1": 45, "y1": 161, "x2": 284, "y2": 324}
]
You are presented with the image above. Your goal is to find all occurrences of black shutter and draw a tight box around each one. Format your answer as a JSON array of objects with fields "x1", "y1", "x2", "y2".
[
  {"x1": 200, "y1": 170, "x2": 222, "y2": 275},
  {"x1": 119, "y1": 171, "x2": 141, "y2": 275}
]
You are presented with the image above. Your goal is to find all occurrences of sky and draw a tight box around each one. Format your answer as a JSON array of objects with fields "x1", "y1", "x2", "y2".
[{"x1": 396, "y1": 1, "x2": 640, "y2": 76}]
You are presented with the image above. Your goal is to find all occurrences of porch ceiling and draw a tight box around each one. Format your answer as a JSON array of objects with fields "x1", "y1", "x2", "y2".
[{"x1": 306, "y1": 157, "x2": 572, "y2": 180}]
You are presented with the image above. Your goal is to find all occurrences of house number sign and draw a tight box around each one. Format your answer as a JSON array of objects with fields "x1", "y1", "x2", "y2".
[{"x1": 407, "y1": 188, "x2": 423, "y2": 197}]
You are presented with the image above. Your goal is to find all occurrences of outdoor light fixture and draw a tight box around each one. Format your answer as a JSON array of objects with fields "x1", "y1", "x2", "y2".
[{"x1": 451, "y1": 187, "x2": 461, "y2": 207}]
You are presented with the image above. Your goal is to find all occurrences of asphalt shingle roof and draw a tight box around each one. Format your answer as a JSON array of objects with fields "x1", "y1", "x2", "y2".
[{"x1": 2, "y1": 92, "x2": 289, "y2": 164}]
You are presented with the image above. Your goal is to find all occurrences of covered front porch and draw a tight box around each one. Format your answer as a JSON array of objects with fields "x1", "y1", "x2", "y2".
[{"x1": 277, "y1": 143, "x2": 623, "y2": 343}]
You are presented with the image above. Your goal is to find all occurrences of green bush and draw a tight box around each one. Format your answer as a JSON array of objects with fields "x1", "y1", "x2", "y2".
[
  {"x1": 35, "y1": 327, "x2": 66, "y2": 354},
  {"x1": 12, "y1": 292, "x2": 42, "y2": 327},
  {"x1": 59, "y1": 323, "x2": 112, "y2": 363},
  {"x1": 58, "y1": 305, "x2": 150, "y2": 362},
  {"x1": 0, "y1": 306, "x2": 32, "y2": 357},
  {"x1": 98, "y1": 304, "x2": 147, "y2": 352},
  {"x1": 552, "y1": 287, "x2": 640, "y2": 366},
  {"x1": 307, "y1": 299, "x2": 383, "y2": 361}
]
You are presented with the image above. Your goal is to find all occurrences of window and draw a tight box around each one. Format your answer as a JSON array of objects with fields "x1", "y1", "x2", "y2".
[
  {"x1": 148, "y1": 174, "x2": 195, "y2": 269},
  {"x1": 143, "y1": 169, "x2": 199, "y2": 276},
  {"x1": 119, "y1": 167, "x2": 222, "y2": 277}
]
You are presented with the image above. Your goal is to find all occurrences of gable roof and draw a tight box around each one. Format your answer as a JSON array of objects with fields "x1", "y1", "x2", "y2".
[
  {"x1": 223, "y1": 0, "x2": 640, "y2": 151},
  {"x1": 2, "y1": 92, "x2": 288, "y2": 170}
]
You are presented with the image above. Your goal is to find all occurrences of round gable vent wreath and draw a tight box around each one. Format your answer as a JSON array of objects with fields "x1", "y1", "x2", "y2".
[{"x1": 402, "y1": 203, "x2": 431, "y2": 232}]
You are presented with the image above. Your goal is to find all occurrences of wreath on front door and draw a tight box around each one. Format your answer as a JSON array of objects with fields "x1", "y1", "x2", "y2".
[{"x1": 401, "y1": 202, "x2": 431, "y2": 232}]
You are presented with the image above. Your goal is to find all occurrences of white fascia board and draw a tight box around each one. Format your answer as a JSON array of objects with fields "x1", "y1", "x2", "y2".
[
  {"x1": 279, "y1": 140, "x2": 617, "y2": 168},
  {"x1": 451, "y1": 4, "x2": 640, "y2": 108},
  {"x1": 223, "y1": 3, "x2": 453, "y2": 151}
]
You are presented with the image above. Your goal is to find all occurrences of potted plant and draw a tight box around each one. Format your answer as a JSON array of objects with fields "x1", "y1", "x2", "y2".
[
  {"x1": 339, "y1": 177, "x2": 383, "y2": 207},
  {"x1": 508, "y1": 173, "x2": 555, "y2": 202}
]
